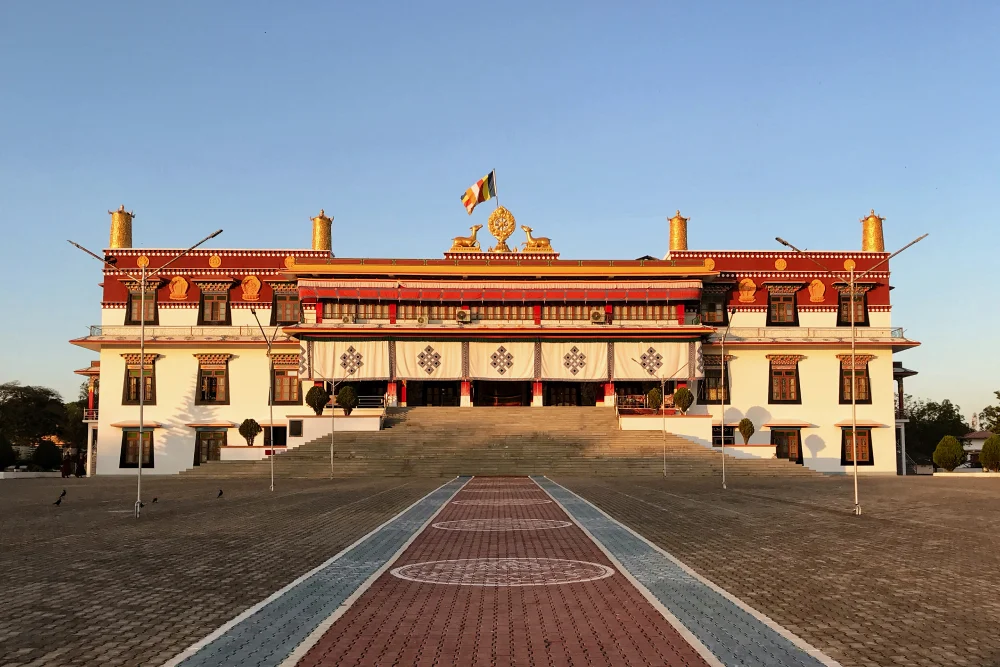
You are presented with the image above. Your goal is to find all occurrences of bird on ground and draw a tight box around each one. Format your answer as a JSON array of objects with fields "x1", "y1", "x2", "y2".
[
  {"x1": 217, "y1": 489, "x2": 224, "y2": 498},
  {"x1": 59, "y1": 489, "x2": 67, "y2": 498},
  {"x1": 152, "y1": 497, "x2": 158, "y2": 504},
  {"x1": 54, "y1": 497, "x2": 62, "y2": 506},
  {"x1": 139, "y1": 502, "x2": 145, "y2": 508}
]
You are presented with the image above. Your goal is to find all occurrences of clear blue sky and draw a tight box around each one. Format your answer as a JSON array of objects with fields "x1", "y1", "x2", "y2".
[{"x1": 1, "y1": 1, "x2": 997, "y2": 416}]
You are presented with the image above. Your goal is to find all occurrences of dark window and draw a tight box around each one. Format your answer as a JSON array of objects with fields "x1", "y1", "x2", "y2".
[
  {"x1": 768, "y1": 293, "x2": 797, "y2": 325},
  {"x1": 698, "y1": 366, "x2": 729, "y2": 404},
  {"x1": 120, "y1": 430, "x2": 153, "y2": 468},
  {"x1": 272, "y1": 369, "x2": 301, "y2": 404},
  {"x1": 841, "y1": 428, "x2": 874, "y2": 465},
  {"x1": 289, "y1": 420, "x2": 303, "y2": 438},
  {"x1": 193, "y1": 430, "x2": 225, "y2": 465},
  {"x1": 700, "y1": 294, "x2": 727, "y2": 324},
  {"x1": 838, "y1": 291, "x2": 869, "y2": 326},
  {"x1": 712, "y1": 426, "x2": 735, "y2": 446},
  {"x1": 197, "y1": 368, "x2": 229, "y2": 405},
  {"x1": 769, "y1": 365, "x2": 801, "y2": 403},
  {"x1": 122, "y1": 368, "x2": 155, "y2": 405},
  {"x1": 274, "y1": 294, "x2": 300, "y2": 324},
  {"x1": 840, "y1": 366, "x2": 872, "y2": 404},
  {"x1": 127, "y1": 292, "x2": 157, "y2": 324},
  {"x1": 771, "y1": 429, "x2": 803, "y2": 464},
  {"x1": 264, "y1": 426, "x2": 287, "y2": 447},
  {"x1": 200, "y1": 293, "x2": 229, "y2": 324}
]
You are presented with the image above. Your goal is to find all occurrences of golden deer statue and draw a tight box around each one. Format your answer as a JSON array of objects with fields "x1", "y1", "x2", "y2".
[
  {"x1": 521, "y1": 225, "x2": 553, "y2": 253},
  {"x1": 450, "y1": 224, "x2": 483, "y2": 250}
]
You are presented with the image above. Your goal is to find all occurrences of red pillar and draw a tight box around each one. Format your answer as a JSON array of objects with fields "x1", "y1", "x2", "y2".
[
  {"x1": 400, "y1": 380, "x2": 407, "y2": 407},
  {"x1": 604, "y1": 381, "x2": 615, "y2": 406},
  {"x1": 87, "y1": 379, "x2": 95, "y2": 410},
  {"x1": 533, "y1": 304, "x2": 541, "y2": 325},
  {"x1": 314, "y1": 302, "x2": 323, "y2": 323},
  {"x1": 461, "y1": 380, "x2": 471, "y2": 407},
  {"x1": 675, "y1": 303, "x2": 685, "y2": 325},
  {"x1": 389, "y1": 303, "x2": 397, "y2": 324}
]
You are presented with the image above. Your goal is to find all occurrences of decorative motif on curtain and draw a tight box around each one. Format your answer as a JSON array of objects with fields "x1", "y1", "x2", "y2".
[
  {"x1": 612, "y1": 341, "x2": 704, "y2": 380},
  {"x1": 395, "y1": 341, "x2": 463, "y2": 380},
  {"x1": 469, "y1": 342, "x2": 535, "y2": 380},
  {"x1": 311, "y1": 341, "x2": 390, "y2": 380},
  {"x1": 540, "y1": 342, "x2": 609, "y2": 381}
]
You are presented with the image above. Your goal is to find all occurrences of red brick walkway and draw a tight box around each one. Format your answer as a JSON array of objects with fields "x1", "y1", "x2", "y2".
[{"x1": 296, "y1": 477, "x2": 711, "y2": 667}]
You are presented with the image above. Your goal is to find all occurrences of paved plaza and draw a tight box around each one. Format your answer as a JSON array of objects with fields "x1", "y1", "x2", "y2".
[{"x1": 1, "y1": 474, "x2": 998, "y2": 666}]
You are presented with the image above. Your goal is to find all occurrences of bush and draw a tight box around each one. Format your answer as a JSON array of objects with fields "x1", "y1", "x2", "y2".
[
  {"x1": 673, "y1": 387, "x2": 693, "y2": 414},
  {"x1": 932, "y1": 435, "x2": 965, "y2": 471},
  {"x1": 238, "y1": 418, "x2": 262, "y2": 446},
  {"x1": 32, "y1": 441, "x2": 62, "y2": 471},
  {"x1": 306, "y1": 385, "x2": 331, "y2": 415},
  {"x1": 0, "y1": 433, "x2": 14, "y2": 470},
  {"x1": 646, "y1": 387, "x2": 662, "y2": 411},
  {"x1": 980, "y1": 434, "x2": 1000, "y2": 472},
  {"x1": 738, "y1": 418, "x2": 755, "y2": 445},
  {"x1": 337, "y1": 385, "x2": 359, "y2": 416}
]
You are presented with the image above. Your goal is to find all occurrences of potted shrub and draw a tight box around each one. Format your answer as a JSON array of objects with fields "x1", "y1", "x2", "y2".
[
  {"x1": 32, "y1": 441, "x2": 62, "y2": 471},
  {"x1": 738, "y1": 418, "x2": 755, "y2": 445},
  {"x1": 978, "y1": 434, "x2": 1000, "y2": 472},
  {"x1": 337, "y1": 385, "x2": 359, "y2": 416},
  {"x1": 306, "y1": 385, "x2": 331, "y2": 416},
  {"x1": 238, "y1": 418, "x2": 262, "y2": 446},
  {"x1": 646, "y1": 387, "x2": 662, "y2": 412},
  {"x1": 932, "y1": 435, "x2": 965, "y2": 472},
  {"x1": 673, "y1": 387, "x2": 693, "y2": 415}
]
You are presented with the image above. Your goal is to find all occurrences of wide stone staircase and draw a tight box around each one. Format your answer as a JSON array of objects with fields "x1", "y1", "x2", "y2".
[{"x1": 182, "y1": 407, "x2": 822, "y2": 478}]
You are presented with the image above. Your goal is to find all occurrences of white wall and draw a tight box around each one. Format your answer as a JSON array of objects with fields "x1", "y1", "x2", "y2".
[
  {"x1": 690, "y1": 345, "x2": 897, "y2": 473},
  {"x1": 95, "y1": 344, "x2": 306, "y2": 475}
]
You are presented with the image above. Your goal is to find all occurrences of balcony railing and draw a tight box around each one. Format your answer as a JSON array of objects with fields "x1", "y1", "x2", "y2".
[
  {"x1": 83, "y1": 409, "x2": 98, "y2": 421},
  {"x1": 711, "y1": 327, "x2": 906, "y2": 342},
  {"x1": 87, "y1": 325, "x2": 289, "y2": 340}
]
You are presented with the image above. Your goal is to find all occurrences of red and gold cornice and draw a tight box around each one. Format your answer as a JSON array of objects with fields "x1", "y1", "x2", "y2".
[
  {"x1": 121, "y1": 353, "x2": 158, "y2": 368},
  {"x1": 193, "y1": 353, "x2": 232, "y2": 368},
  {"x1": 836, "y1": 353, "x2": 876, "y2": 369}
]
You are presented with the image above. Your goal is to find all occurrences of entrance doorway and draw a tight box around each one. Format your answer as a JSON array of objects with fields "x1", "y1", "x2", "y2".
[
  {"x1": 544, "y1": 382, "x2": 601, "y2": 406},
  {"x1": 193, "y1": 430, "x2": 226, "y2": 466},
  {"x1": 771, "y1": 429, "x2": 803, "y2": 464},
  {"x1": 407, "y1": 380, "x2": 461, "y2": 406},
  {"x1": 473, "y1": 381, "x2": 530, "y2": 406}
]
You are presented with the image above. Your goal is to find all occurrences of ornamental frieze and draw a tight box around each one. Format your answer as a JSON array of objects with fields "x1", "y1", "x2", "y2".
[
  {"x1": 765, "y1": 354, "x2": 804, "y2": 369},
  {"x1": 764, "y1": 283, "x2": 804, "y2": 294},
  {"x1": 121, "y1": 353, "x2": 159, "y2": 368},
  {"x1": 193, "y1": 353, "x2": 232, "y2": 369},
  {"x1": 269, "y1": 353, "x2": 300, "y2": 369},
  {"x1": 836, "y1": 354, "x2": 876, "y2": 369}
]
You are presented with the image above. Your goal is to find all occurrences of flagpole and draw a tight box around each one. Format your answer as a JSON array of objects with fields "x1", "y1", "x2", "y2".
[{"x1": 493, "y1": 169, "x2": 498, "y2": 209}]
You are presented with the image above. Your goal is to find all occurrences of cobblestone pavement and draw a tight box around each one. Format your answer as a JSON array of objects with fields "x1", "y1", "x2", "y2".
[
  {"x1": 297, "y1": 477, "x2": 718, "y2": 667},
  {"x1": 556, "y1": 475, "x2": 1000, "y2": 667},
  {"x1": 0, "y1": 475, "x2": 446, "y2": 667}
]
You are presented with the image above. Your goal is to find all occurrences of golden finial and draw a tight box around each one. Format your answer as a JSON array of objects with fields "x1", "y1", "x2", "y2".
[
  {"x1": 860, "y1": 209, "x2": 885, "y2": 252},
  {"x1": 108, "y1": 204, "x2": 134, "y2": 249},
  {"x1": 487, "y1": 206, "x2": 516, "y2": 253},
  {"x1": 668, "y1": 210, "x2": 689, "y2": 251},
  {"x1": 311, "y1": 209, "x2": 333, "y2": 251}
]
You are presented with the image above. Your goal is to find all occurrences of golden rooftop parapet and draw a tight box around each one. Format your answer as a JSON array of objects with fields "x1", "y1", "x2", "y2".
[
  {"x1": 668, "y1": 210, "x2": 688, "y2": 251},
  {"x1": 109, "y1": 205, "x2": 134, "y2": 249},
  {"x1": 861, "y1": 209, "x2": 885, "y2": 252},
  {"x1": 311, "y1": 209, "x2": 333, "y2": 252}
]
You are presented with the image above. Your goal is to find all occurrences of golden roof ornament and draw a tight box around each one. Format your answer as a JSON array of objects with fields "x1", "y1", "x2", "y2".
[
  {"x1": 668, "y1": 210, "x2": 689, "y2": 251},
  {"x1": 311, "y1": 209, "x2": 333, "y2": 252},
  {"x1": 108, "y1": 204, "x2": 134, "y2": 249},
  {"x1": 520, "y1": 225, "x2": 554, "y2": 253},
  {"x1": 860, "y1": 209, "x2": 885, "y2": 252},
  {"x1": 448, "y1": 224, "x2": 483, "y2": 253},
  {"x1": 487, "y1": 206, "x2": 516, "y2": 253}
]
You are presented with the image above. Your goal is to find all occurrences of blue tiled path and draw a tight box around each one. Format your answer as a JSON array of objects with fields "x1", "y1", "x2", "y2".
[
  {"x1": 168, "y1": 477, "x2": 468, "y2": 667},
  {"x1": 533, "y1": 476, "x2": 839, "y2": 667}
]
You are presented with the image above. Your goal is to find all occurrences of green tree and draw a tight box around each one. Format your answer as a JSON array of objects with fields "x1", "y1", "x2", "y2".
[
  {"x1": 980, "y1": 434, "x2": 1000, "y2": 472},
  {"x1": 0, "y1": 382, "x2": 67, "y2": 448},
  {"x1": 306, "y1": 385, "x2": 330, "y2": 415},
  {"x1": 738, "y1": 418, "x2": 755, "y2": 444},
  {"x1": 337, "y1": 385, "x2": 359, "y2": 416},
  {"x1": 932, "y1": 435, "x2": 965, "y2": 472},
  {"x1": 646, "y1": 387, "x2": 662, "y2": 411},
  {"x1": 902, "y1": 395, "x2": 970, "y2": 464},
  {"x1": 0, "y1": 432, "x2": 15, "y2": 469},
  {"x1": 238, "y1": 418, "x2": 263, "y2": 446},
  {"x1": 32, "y1": 441, "x2": 62, "y2": 471},
  {"x1": 673, "y1": 387, "x2": 693, "y2": 414},
  {"x1": 977, "y1": 391, "x2": 1000, "y2": 433}
]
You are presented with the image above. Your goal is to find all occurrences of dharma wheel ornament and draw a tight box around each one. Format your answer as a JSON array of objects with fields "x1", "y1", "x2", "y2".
[{"x1": 487, "y1": 206, "x2": 516, "y2": 253}]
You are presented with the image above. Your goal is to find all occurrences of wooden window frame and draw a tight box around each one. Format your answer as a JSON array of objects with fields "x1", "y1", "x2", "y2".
[
  {"x1": 839, "y1": 365, "x2": 872, "y2": 405},
  {"x1": 271, "y1": 368, "x2": 302, "y2": 405},
  {"x1": 119, "y1": 430, "x2": 154, "y2": 468},
  {"x1": 122, "y1": 366, "x2": 155, "y2": 406},
  {"x1": 264, "y1": 426, "x2": 287, "y2": 447},
  {"x1": 698, "y1": 365, "x2": 730, "y2": 404},
  {"x1": 768, "y1": 363, "x2": 802, "y2": 404},
  {"x1": 272, "y1": 294, "x2": 301, "y2": 325},
  {"x1": 198, "y1": 292, "x2": 231, "y2": 325},
  {"x1": 837, "y1": 291, "x2": 870, "y2": 327},
  {"x1": 712, "y1": 425, "x2": 735, "y2": 446},
  {"x1": 700, "y1": 295, "x2": 728, "y2": 325},
  {"x1": 126, "y1": 290, "x2": 158, "y2": 325},
  {"x1": 195, "y1": 364, "x2": 230, "y2": 406},
  {"x1": 840, "y1": 427, "x2": 874, "y2": 466},
  {"x1": 767, "y1": 292, "x2": 798, "y2": 326}
]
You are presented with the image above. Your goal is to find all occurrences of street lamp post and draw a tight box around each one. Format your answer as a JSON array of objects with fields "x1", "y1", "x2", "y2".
[
  {"x1": 631, "y1": 358, "x2": 689, "y2": 478},
  {"x1": 719, "y1": 307, "x2": 737, "y2": 490},
  {"x1": 775, "y1": 233, "x2": 926, "y2": 516},
  {"x1": 68, "y1": 228, "x2": 223, "y2": 518},
  {"x1": 249, "y1": 308, "x2": 280, "y2": 492}
]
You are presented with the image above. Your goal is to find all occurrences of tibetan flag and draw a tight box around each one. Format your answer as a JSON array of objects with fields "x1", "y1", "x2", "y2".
[{"x1": 460, "y1": 171, "x2": 496, "y2": 214}]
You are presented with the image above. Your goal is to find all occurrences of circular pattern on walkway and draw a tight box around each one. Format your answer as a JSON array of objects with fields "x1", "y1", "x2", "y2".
[
  {"x1": 432, "y1": 518, "x2": 572, "y2": 531},
  {"x1": 452, "y1": 499, "x2": 552, "y2": 506},
  {"x1": 390, "y1": 558, "x2": 615, "y2": 586}
]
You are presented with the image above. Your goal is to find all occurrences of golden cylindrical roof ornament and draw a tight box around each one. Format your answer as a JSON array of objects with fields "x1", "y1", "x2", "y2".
[
  {"x1": 668, "y1": 210, "x2": 689, "y2": 251},
  {"x1": 860, "y1": 209, "x2": 885, "y2": 252},
  {"x1": 311, "y1": 209, "x2": 332, "y2": 251},
  {"x1": 108, "y1": 205, "x2": 134, "y2": 249}
]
